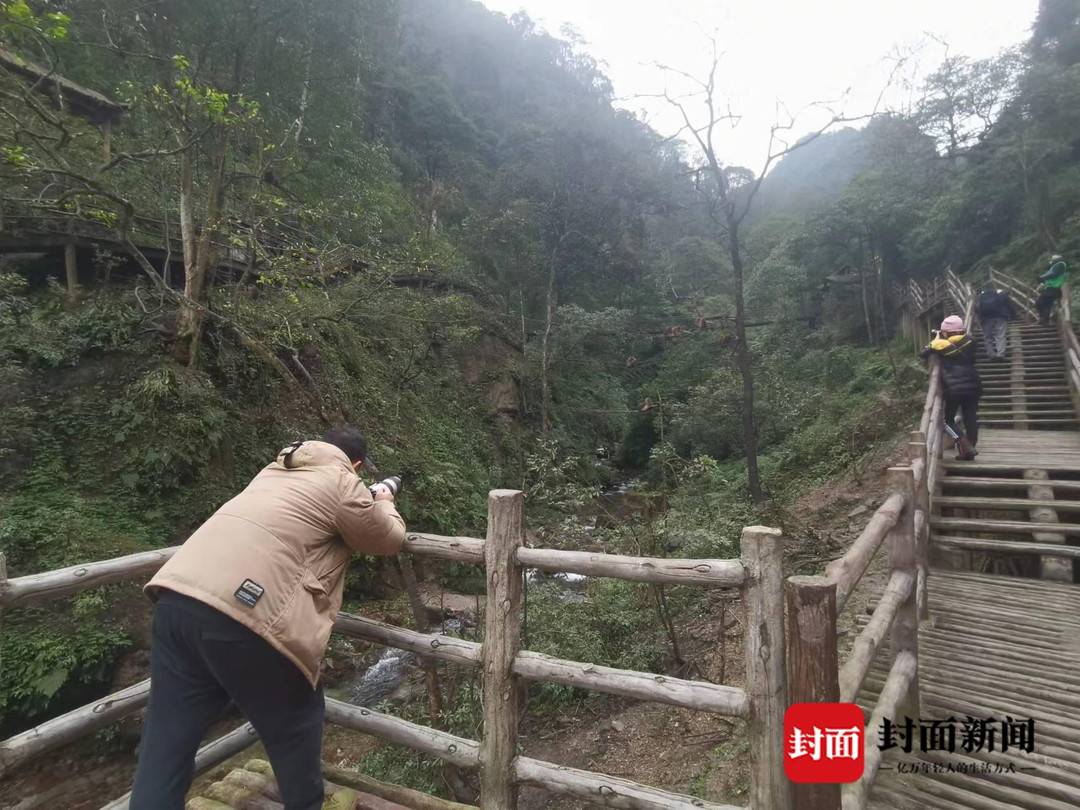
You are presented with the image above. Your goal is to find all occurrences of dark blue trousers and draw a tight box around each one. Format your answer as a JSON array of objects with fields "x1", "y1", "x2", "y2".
[{"x1": 130, "y1": 591, "x2": 325, "y2": 810}]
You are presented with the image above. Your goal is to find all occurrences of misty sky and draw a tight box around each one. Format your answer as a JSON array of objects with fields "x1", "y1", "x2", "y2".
[{"x1": 480, "y1": 0, "x2": 1040, "y2": 169}]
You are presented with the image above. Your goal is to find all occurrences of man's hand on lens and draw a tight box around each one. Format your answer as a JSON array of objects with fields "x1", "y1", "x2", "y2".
[{"x1": 371, "y1": 485, "x2": 395, "y2": 502}]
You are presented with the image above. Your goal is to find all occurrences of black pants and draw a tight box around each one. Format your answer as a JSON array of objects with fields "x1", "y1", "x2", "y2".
[
  {"x1": 945, "y1": 395, "x2": 980, "y2": 447},
  {"x1": 1037, "y1": 287, "x2": 1062, "y2": 322},
  {"x1": 130, "y1": 591, "x2": 325, "y2": 810}
]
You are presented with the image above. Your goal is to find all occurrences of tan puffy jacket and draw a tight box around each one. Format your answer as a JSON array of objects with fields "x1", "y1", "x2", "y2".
[{"x1": 146, "y1": 441, "x2": 406, "y2": 687}]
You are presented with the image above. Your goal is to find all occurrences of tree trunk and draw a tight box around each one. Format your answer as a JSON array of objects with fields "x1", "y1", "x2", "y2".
[
  {"x1": 860, "y1": 267, "x2": 876, "y2": 345},
  {"x1": 725, "y1": 216, "x2": 764, "y2": 503},
  {"x1": 540, "y1": 247, "x2": 557, "y2": 434},
  {"x1": 174, "y1": 133, "x2": 227, "y2": 366},
  {"x1": 295, "y1": 32, "x2": 314, "y2": 144},
  {"x1": 875, "y1": 254, "x2": 889, "y2": 343}
]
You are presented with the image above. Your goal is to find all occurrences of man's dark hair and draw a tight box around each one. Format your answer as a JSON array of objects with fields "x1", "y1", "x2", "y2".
[{"x1": 323, "y1": 426, "x2": 367, "y2": 463}]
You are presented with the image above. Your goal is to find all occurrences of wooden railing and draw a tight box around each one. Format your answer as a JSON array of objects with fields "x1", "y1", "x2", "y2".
[
  {"x1": 1058, "y1": 281, "x2": 1080, "y2": 419},
  {"x1": 988, "y1": 266, "x2": 1038, "y2": 322},
  {"x1": 784, "y1": 277, "x2": 964, "y2": 809},
  {"x1": 0, "y1": 491, "x2": 793, "y2": 810}
]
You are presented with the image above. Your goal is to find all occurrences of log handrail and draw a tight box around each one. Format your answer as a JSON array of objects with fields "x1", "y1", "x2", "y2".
[
  {"x1": 333, "y1": 613, "x2": 749, "y2": 717},
  {"x1": 0, "y1": 679, "x2": 151, "y2": 778},
  {"x1": 837, "y1": 570, "x2": 913, "y2": 702},
  {"x1": 988, "y1": 266, "x2": 1038, "y2": 320},
  {"x1": 789, "y1": 292, "x2": 939, "y2": 810},
  {"x1": 1, "y1": 547, "x2": 180, "y2": 609},
  {"x1": 823, "y1": 493, "x2": 904, "y2": 611},
  {"x1": 0, "y1": 536, "x2": 746, "y2": 610},
  {"x1": 918, "y1": 359, "x2": 942, "y2": 437}
]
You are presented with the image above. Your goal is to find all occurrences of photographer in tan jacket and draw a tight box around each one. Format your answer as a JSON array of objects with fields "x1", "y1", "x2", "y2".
[{"x1": 130, "y1": 427, "x2": 405, "y2": 810}]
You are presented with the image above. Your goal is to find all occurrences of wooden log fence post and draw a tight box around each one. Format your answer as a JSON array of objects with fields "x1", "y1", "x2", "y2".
[
  {"x1": 886, "y1": 468, "x2": 920, "y2": 722},
  {"x1": 741, "y1": 526, "x2": 792, "y2": 810},
  {"x1": 785, "y1": 575, "x2": 840, "y2": 810},
  {"x1": 908, "y1": 432, "x2": 931, "y2": 622},
  {"x1": 480, "y1": 490, "x2": 525, "y2": 810}
]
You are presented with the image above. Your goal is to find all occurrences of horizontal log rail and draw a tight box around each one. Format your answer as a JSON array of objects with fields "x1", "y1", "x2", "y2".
[
  {"x1": 334, "y1": 613, "x2": 749, "y2": 717},
  {"x1": 838, "y1": 571, "x2": 913, "y2": 702},
  {"x1": 516, "y1": 547, "x2": 746, "y2": 587},
  {"x1": 991, "y1": 266, "x2": 1038, "y2": 300},
  {"x1": 405, "y1": 534, "x2": 750, "y2": 586},
  {"x1": 0, "y1": 547, "x2": 179, "y2": 609},
  {"x1": 823, "y1": 492, "x2": 904, "y2": 611},
  {"x1": 403, "y1": 532, "x2": 484, "y2": 564},
  {"x1": 325, "y1": 699, "x2": 480, "y2": 770},
  {"x1": 1, "y1": 536, "x2": 744, "y2": 611},
  {"x1": 326, "y1": 699, "x2": 742, "y2": 810},
  {"x1": 0, "y1": 678, "x2": 151, "y2": 778},
  {"x1": 933, "y1": 535, "x2": 1080, "y2": 559},
  {"x1": 513, "y1": 757, "x2": 743, "y2": 810},
  {"x1": 988, "y1": 268, "x2": 1038, "y2": 320}
]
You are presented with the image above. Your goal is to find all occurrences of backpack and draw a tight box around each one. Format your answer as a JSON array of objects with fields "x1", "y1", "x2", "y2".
[{"x1": 978, "y1": 290, "x2": 1003, "y2": 316}]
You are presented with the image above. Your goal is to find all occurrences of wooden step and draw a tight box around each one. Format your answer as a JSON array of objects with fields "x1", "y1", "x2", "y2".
[
  {"x1": 980, "y1": 395, "x2": 1071, "y2": 401},
  {"x1": 978, "y1": 365, "x2": 1067, "y2": 370},
  {"x1": 978, "y1": 365, "x2": 1065, "y2": 370},
  {"x1": 979, "y1": 373, "x2": 1065, "y2": 379},
  {"x1": 941, "y1": 476, "x2": 1080, "y2": 493},
  {"x1": 930, "y1": 516, "x2": 1080, "y2": 535},
  {"x1": 932, "y1": 534, "x2": 1080, "y2": 558},
  {"x1": 983, "y1": 375, "x2": 1069, "y2": 380},
  {"x1": 982, "y1": 419, "x2": 1078, "y2": 425},
  {"x1": 943, "y1": 461, "x2": 1080, "y2": 474},
  {"x1": 980, "y1": 411, "x2": 1078, "y2": 417},
  {"x1": 979, "y1": 399, "x2": 1075, "y2": 404},
  {"x1": 937, "y1": 495, "x2": 1080, "y2": 511}
]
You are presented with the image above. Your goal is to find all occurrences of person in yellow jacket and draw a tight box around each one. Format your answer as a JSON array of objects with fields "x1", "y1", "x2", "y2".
[
  {"x1": 920, "y1": 316, "x2": 982, "y2": 461},
  {"x1": 130, "y1": 426, "x2": 405, "y2": 810}
]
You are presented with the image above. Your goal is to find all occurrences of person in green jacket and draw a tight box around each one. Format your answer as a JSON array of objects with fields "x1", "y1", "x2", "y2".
[{"x1": 1036, "y1": 254, "x2": 1069, "y2": 326}]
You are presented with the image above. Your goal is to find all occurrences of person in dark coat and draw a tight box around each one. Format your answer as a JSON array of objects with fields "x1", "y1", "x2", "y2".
[
  {"x1": 921, "y1": 315, "x2": 982, "y2": 461},
  {"x1": 975, "y1": 286, "x2": 1016, "y2": 360}
]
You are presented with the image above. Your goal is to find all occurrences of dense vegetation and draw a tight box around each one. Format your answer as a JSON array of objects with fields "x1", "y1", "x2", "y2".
[{"x1": 2, "y1": 0, "x2": 1080, "y2": 797}]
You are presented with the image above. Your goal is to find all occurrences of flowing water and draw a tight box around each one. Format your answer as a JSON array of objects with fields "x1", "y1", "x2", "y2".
[{"x1": 348, "y1": 617, "x2": 466, "y2": 707}]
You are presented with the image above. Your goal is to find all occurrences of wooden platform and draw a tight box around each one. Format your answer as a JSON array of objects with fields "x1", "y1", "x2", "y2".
[
  {"x1": 943, "y1": 428, "x2": 1080, "y2": 472},
  {"x1": 864, "y1": 571, "x2": 1080, "y2": 809}
]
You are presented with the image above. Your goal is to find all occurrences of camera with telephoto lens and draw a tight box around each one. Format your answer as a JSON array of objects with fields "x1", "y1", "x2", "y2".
[{"x1": 369, "y1": 475, "x2": 402, "y2": 499}]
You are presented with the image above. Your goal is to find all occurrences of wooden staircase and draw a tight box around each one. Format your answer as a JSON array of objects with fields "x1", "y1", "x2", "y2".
[
  {"x1": 929, "y1": 320, "x2": 1080, "y2": 580},
  {"x1": 973, "y1": 322, "x2": 1079, "y2": 430},
  {"x1": 864, "y1": 289, "x2": 1080, "y2": 808}
]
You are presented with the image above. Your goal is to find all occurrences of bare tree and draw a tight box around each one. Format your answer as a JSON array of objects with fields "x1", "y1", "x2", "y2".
[{"x1": 650, "y1": 40, "x2": 877, "y2": 502}]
